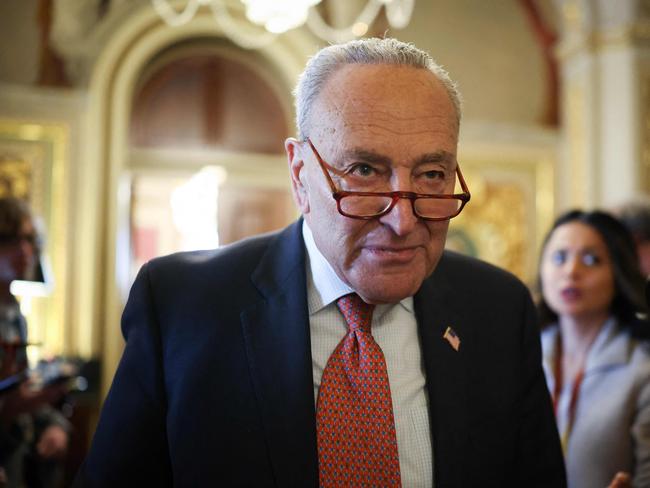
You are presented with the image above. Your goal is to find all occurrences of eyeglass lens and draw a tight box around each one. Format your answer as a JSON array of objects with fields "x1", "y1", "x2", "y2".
[{"x1": 339, "y1": 194, "x2": 462, "y2": 219}]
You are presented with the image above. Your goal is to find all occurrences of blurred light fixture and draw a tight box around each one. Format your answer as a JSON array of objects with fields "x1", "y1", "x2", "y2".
[
  {"x1": 170, "y1": 166, "x2": 225, "y2": 251},
  {"x1": 151, "y1": 0, "x2": 415, "y2": 48}
]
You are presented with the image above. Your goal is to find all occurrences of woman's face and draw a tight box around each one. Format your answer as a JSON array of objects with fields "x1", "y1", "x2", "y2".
[{"x1": 541, "y1": 221, "x2": 615, "y2": 323}]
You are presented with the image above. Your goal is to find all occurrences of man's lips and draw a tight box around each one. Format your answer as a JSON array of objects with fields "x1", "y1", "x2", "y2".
[{"x1": 362, "y1": 245, "x2": 420, "y2": 262}]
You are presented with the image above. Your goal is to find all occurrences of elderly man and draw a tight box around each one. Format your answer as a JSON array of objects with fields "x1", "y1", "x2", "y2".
[{"x1": 75, "y1": 38, "x2": 565, "y2": 487}]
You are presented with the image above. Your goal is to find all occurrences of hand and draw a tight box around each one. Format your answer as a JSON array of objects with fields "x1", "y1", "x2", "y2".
[
  {"x1": 607, "y1": 471, "x2": 631, "y2": 488},
  {"x1": 36, "y1": 424, "x2": 68, "y2": 459},
  {"x1": 0, "y1": 381, "x2": 67, "y2": 425}
]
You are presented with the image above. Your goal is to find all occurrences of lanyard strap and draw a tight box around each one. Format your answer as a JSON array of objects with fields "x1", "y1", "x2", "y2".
[{"x1": 552, "y1": 334, "x2": 586, "y2": 454}]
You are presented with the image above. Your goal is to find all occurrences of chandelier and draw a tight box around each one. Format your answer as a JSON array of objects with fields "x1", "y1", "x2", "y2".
[{"x1": 151, "y1": 0, "x2": 415, "y2": 49}]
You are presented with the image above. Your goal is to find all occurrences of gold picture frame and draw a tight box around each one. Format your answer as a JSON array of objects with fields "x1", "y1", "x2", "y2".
[
  {"x1": 448, "y1": 152, "x2": 554, "y2": 287},
  {"x1": 0, "y1": 119, "x2": 68, "y2": 359}
]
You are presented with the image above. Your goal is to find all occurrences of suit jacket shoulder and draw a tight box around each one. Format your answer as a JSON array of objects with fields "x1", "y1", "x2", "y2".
[{"x1": 144, "y1": 227, "x2": 285, "y2": 299}]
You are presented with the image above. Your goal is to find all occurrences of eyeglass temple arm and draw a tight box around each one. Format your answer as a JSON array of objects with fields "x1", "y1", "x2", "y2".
[
  {"x1": 456, "y1": 165, "x2": 470, "y2": 198},
  {"x1": 306, "y1": 138, "x2": 343, "y2": 194}
]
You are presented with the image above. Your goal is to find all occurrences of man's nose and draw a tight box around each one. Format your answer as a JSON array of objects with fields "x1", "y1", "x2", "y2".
[{"x1": 378, "y1": 196, "x2": 419, "y2": 236}]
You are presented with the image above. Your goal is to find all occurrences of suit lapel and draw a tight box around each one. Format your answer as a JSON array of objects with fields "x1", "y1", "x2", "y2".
[
  {"x1": 415, "y1": 260, "x2": 469, "y2": 488},
  {"x1": 240, "y1": 221, "x2": 318, "y2": 486},
  {"x1": 240, "y1": 225, "x2": 473, "y2": 486}
]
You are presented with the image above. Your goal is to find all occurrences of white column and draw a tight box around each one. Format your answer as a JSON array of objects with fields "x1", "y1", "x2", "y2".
[{"x1": 554, "y1": 0, "x2": 650, "y2": 210}]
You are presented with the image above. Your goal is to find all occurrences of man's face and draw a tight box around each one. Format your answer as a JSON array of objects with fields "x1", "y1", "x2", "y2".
[
  {"x1": 0, "y1": 219, "x2": 37, "y2": 285},
  {"x1": 286, "y1": 64, "x2": 459, "y2": 304}
]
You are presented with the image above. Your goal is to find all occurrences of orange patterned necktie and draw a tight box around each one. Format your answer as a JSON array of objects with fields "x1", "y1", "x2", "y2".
[{"x1": 316, "y1": 293, "x2": 402, "y2": 487}]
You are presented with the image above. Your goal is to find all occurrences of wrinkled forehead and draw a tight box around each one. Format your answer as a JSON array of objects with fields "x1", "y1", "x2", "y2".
[
  {"x1": 307, "y1": 64, "x2": 459, "y2": 158},
  {"x1": 320, "y1": 65, "x2": 454, "y2": 114}
]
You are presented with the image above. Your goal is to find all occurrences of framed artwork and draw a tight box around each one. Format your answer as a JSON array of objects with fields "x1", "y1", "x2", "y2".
[
  {"x1": 448, "y1": 150, "x2": 554, "y2": 288},
  {"x1": 0, "y1": 120, "x2": 68, "y2": 358}
]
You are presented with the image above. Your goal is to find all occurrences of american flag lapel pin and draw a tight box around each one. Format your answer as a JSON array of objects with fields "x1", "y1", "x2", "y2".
[{"x1": 443, "y1": 326, "x2": 460, "y2": 352}]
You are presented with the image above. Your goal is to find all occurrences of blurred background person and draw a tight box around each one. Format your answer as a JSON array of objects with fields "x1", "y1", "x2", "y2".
[
  {"x1": 0, "y1": 197, "x2": 69, "y2": 488},
  {"x1": 615, "y1": 198, "x2": 650, "y2": 277},
  {"x1": 537, "y1": 209, "x2": 650, "y2": 488}
]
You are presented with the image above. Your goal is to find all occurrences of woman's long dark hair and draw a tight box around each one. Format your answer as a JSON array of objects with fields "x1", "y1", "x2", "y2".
[{"x1": 537, "y1": 209, "x2": 649, "y2": 335}]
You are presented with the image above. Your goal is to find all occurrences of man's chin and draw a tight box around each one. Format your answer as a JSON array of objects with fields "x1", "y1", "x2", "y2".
[{"x1": 354, "y1": 281, "x2": 422, "y2": 305}]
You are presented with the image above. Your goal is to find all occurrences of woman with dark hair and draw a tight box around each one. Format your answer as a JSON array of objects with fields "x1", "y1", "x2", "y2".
[{"x1": 538, "y1": 209, "x2": 650, "y2": 488}]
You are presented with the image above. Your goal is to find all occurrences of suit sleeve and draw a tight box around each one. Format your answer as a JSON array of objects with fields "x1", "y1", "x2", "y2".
[
  {"x1": 73, "y1": 263, "x2": 173, "y2": 487},
  {"x1": 514, "y1": 290, "x2": 567, "y2": 487}
]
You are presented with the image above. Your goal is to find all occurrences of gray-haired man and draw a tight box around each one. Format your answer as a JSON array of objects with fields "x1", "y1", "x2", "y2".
[{"x1": 75, "y1": 38, "x2": 565, "y2": 487}]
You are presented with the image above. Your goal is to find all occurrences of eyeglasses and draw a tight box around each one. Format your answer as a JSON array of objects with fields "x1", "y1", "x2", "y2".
[{"x1": 305, "y1": 138, "x2": 471, "y2": 221}]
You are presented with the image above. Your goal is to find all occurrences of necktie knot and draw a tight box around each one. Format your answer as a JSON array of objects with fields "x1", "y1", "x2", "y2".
[{"x1": 336, "y1": 293, "x2": 374, "y2": 333}]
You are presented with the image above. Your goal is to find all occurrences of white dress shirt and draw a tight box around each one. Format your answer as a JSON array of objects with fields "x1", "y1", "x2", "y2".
[{"x1": 303, "y1": 221, "x2": 434, "y2": 487}]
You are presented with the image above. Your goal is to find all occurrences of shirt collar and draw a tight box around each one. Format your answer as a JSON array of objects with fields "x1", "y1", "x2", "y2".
[
  {"x1": 302, "y1": 220, "x2": 413, "y2": 315},
  {"x1": 585, "y1": 317, "x2": 630, "y2": 371},
  {"x1": 542, "y1": 317, "x2": 630, "y2": 373}
]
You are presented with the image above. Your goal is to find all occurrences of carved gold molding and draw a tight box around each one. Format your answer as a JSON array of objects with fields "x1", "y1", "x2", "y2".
[
  {"x1": 449, "y1": 175, "x2": 527, "y2": 278},
  {"x1": 556, "y1": 26, "x2": 650, "y2": 60},
  {"x1": 556, "y1": 0, "x2": 650, "y2": 61},
  {"x1": 448, "y1": 155, "x2": 554, "y2": 286}
]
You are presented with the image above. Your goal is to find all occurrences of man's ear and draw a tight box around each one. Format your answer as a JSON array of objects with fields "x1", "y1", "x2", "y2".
[{"x1": 285, "y1": 138, "x2": 310, "y2": 214}]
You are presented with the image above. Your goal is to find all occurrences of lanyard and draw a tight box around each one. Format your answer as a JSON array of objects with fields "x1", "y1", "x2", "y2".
[{"x1": 552, "y1": 334, "x2": 586, "y2": 454}]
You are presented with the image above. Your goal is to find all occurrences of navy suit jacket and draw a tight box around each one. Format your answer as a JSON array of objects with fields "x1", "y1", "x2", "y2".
[{"x1": 75, "y1": 220, "x2": 565, "y2": 487}]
